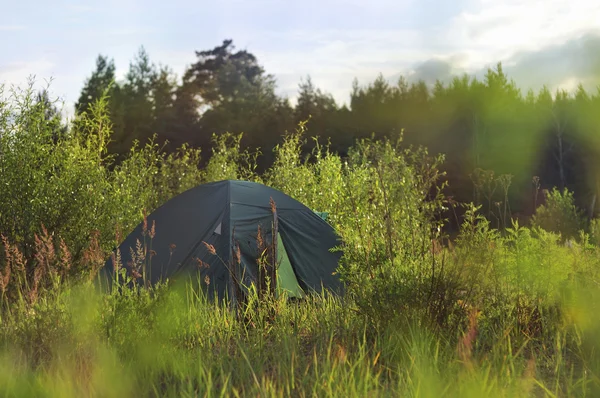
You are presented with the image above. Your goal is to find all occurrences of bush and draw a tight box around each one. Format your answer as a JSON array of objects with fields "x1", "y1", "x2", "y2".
[
  {"x1": 266, "y1": 130, "x2": 448, "y2": 328},
  {"x1": 531, "y1": 187, "x2": 586, "y2": 240},
  {"x1": 0, "y1": 81, "x2": 207, "y2": 296},
  {"x1": 0, "y1": 81, "x2": 113, "y2": 258}
]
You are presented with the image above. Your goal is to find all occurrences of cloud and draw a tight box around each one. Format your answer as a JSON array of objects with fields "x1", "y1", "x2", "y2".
[
  {"x1": 405, "y1": 58, "x2": 455, "y2": 85},
  {"x1": 383, "y1": 32, "x2": 600, "y2": 96},
  {"x1": 440, "y1": 0, "x2": 600, "y2": 69},
  {"x1": 0, "y1": 25, "x2": 26, "y2": 31},
  {"x1": 503, "y1": 33, "x2": 600, "y2": 93},
  {"x1": 238, "y1": 27, "x2": 438, "y2": 106},
  {"x1": 65, "y1": 4, "x2": 96, "y2": 13},
  {"x1": 0, "y1": 59, "x2": 56, "y2": 86},
  {"x1": 238, "y1": 0, "x2": 600, "y2": 105}
]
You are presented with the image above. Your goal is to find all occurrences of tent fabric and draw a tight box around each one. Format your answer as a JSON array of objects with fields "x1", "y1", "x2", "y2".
[
  {"x1": 275, "y1": 232, "x2": 304, "y2": 298},
  {"x1": 314, "y1": 211, "x2": 329, "y2": 222},
  {"x1": 100, "y1": 180, "x2": 343, "y2": 300}
]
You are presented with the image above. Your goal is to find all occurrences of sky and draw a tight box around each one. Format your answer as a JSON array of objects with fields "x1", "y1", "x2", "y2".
[{"x1": 1, "y1": 0, "x2": 600, "y2": 117}]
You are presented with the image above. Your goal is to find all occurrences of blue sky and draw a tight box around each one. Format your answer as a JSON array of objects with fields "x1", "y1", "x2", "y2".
[{"x1": 1, "y1": 0, "x2": 600, "y2": 116}]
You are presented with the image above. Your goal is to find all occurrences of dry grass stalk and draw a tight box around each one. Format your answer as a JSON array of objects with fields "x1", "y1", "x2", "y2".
[
  {"x1": 58, "y1": 238, "x2": 72, "y2": 276},
  {"x1": 0, "y1": 236, "x2": 13, "y2": 296},
  {"x1": 127, "y1": 239, "x2": 146, "y2": 281},
  {"x1": 202, "y1": 242, "x2": 216, "y2": 255},
  {"x1": 34, "y1": 225, "x2": 56, "y2": 275},
  {"x1": 194, "y1": 257, "x2": 209, "y2": 269},
  {"x1": 457, "y1": 306, "x2": 480, "y2": 371},
  {"x1": 83, "y1": 230, "x2": 103, "y2": 280}
]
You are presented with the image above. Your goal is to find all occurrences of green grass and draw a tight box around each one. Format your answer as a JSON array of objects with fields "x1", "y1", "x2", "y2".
[{"x1": 0, "y1": 230, "x2": 598, "y2": 398}]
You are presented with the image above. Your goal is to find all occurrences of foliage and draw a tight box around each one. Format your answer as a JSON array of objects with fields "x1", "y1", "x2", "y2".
[
  {"x1": 531, "y1": 187, "x2": 586, "y2": 240},
  {"x1": 203, "y1": 132, "x2": 260, "y2": 182},
  {"x1": 0, "y1": 80, "x2": 114, "y2": 259},
  {"x1": 75, "y1": 54, "x2": 117, "y2": 115},
  {"x1": 265, "y1": 126, "x2": 453, "y2": 328},
  {"x1": 0, "y1": 227, "x2": 599, "y2": 396},
  {"x1": 0, "y1": 81, "x2": 208, "y2": 287},
  {"x1": 2, "y1": 79, "x2": 600, "y2": 396},
  {"x1": 74, "y1": 40, "x2": 600, "y2": 221}
]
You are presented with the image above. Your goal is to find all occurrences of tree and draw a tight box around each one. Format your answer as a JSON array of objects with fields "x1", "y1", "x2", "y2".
[
  {"x1": 197, "y1": 70, "x2": 294, "y2": 165},
  {"x1": 75, "y1": 55, "x2": 117, "y2": 114},
  {"x1": 170, "y1": 82, "x2": 201, "y2": 148},
  {"x1": 36, "y1": 89, "x2": 68, "y2": 144},
  {"x1": 150, "y1": 65, "x2": 178, "y2": 143},
  {"x1": 76, "y1": 54, "x2": 126, "y2": 151},
  {"x1": 106, "y1": 47, "x2": 181, "y2": 158},
  {"x1": 183, "y1": 39, "x2": 265, "y2": 108},
  {"x1": 112, "y1": 47, "x2": 157, "y2": 154},
  {"x1": 294, "y1": 76, "x2": 338, "y2": 122},
  {"x1": 174, "y1": 39, "x2": 294, "y2": 164},
  {"x1": 293, "y1": 76, "x2": 353, "y2": 154}
]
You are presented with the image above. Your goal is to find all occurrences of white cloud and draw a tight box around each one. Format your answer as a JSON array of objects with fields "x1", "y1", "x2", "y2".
[
  {"x1": 449, "y1": 0, "x2": 600, "y2": 67},
  {"x1": 0, "y1": 25, "x2": 26, "y2": 31},
  {"x1": 556, "y1": 77, "x2": 581, "y2": 93},
  {"x1": 0, "y1": 59, "x2": 56, "y2": 87},
  {"x1": 239, "y1": 27, "x2": 433, "y2": 105},
  {"x1": 239, "y1": 0, "x2": 600, "y2": 105},
  {"x1": 65, "y1": 4, "x2": 96, "y2": 13}
]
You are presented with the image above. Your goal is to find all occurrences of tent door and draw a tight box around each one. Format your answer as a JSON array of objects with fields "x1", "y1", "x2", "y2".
[{"x1": 276, "y1": 233, "x2": 304, "y2": 298}]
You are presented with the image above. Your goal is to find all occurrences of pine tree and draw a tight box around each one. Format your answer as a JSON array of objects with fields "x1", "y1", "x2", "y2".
[{"x1": 75, "y1": 55, "x2": 117, "y2": 114}]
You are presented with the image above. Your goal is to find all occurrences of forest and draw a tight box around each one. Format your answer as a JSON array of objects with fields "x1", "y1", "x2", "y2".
[
  {"x1": 72, "y1": 39, "x2": 600, "y2": 223},
  {"x1": 0, "y1": 38, "x2": 598, "y2": 396}
]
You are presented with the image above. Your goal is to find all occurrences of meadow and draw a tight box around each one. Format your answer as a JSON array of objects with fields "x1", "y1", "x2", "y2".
[{"x1": 0, "y1": 82, "x2": 598, "y2": 397}]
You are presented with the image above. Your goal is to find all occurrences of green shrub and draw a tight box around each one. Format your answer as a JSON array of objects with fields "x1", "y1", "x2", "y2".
[
  {"x1": 0, "y1": 81, "x2": 207, "y2": 264},
  {"x1": 204, "y1": 132, "x2": 260, "y2": 183},
  {"x1": 266, "y1": 130, "x2": 448, "y2": 329},
  {"x1": 0, "y1": 82, "x2": 113, "y2": 258},
  {"x1": 588, "y1": 217, "x2": 600, "y2": 245},
  {"x1": 531, "y1": 187, "x2": 586, "y2": 240}
]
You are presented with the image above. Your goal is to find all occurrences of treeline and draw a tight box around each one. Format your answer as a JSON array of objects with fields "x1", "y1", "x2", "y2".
[{"x1": 74, "y1": 39, "x2": 600, "y2": 219}]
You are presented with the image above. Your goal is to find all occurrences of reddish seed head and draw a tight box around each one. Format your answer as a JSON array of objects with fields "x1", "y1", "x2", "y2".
[
  {"x1": 202, "y1": 242, "x2": 216, "y2": 255},
  {"x1": 142, "y1": 209, "x2": 148, "y2": 234},
  {"x1": 149, "y1": 220, "x2": 156, "y2": 239}
]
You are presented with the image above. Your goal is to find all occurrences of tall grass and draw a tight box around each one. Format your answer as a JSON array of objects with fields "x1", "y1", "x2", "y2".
[{"x1": 0, "y1": 81, "x2": 599, "y2": 396}]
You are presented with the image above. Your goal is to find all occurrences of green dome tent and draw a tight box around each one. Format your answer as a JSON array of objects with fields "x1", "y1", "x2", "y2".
[{"x1": 100, "y1": 180, "x2": 343, "y2": 300}]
